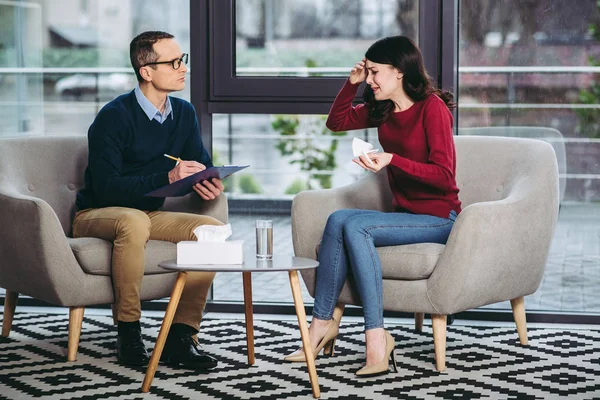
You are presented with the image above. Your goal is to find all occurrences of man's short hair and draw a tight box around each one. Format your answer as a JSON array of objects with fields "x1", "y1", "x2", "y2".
[{"x1": 130, "y1": 31, "x2": 174, "y2": 82}]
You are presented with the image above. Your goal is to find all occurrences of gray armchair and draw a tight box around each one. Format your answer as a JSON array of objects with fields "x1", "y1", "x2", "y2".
[
  {"x1": 291, "y1": 135, "x2": 559, "y2": 371},
  {"x1": 0, "y1": 136, "x2": 228, "y2": 361}
]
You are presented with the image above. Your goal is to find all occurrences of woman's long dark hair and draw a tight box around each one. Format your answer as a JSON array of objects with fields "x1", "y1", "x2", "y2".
[{"x1": 363, "y1": 36, "x2": 455, "y2": 126}]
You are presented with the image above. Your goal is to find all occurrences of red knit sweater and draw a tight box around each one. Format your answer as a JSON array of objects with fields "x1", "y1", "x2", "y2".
[{"x1": 326, "y1": 80, "x2": 462, "y2": 218}]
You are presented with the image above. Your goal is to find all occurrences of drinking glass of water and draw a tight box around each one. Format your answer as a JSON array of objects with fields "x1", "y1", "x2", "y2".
[{"x1": 255, "y1": 220, "x2": 273, "y2": 260}]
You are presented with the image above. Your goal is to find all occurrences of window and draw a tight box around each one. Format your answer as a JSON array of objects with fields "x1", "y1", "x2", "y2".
[
  {"x1": 209, "y1": 0, "x2": 427, "y2": 114},
  {"x1": 199, "y1": 0, "x2": 452, "y2": 306},
  {"x1": 0, "y1": 0, "x2": 190, "y2": 137},
  {"x1": 458, "y1": 0, "x2": 600, "y2": 313},
  {"x1": 212, "y1": 113, "x2": 379, "y2": 199},
  {"x1": 0, "y1": 0, "x2": 191, "y2": 302},
  {"x1": 0, "y1": 1, "x2": 43, "y2": 135}
]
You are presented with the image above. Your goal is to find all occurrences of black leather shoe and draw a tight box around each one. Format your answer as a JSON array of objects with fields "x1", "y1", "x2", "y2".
[
  {"x1": 161, "y1": 327, "x2": 218, "y2": 371},
  {"x1": 116, "y1": 322, "x2": 149, "y2": 366}
]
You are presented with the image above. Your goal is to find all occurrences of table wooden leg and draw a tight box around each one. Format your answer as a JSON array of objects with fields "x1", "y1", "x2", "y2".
[
  {"x1": 243, "y1": 271, "x2": 255, "y2": 365},
  {"x1": 288, "y1": 270, "x2": 320, "y2": 398},
  {"x1": 142, "y1": 271, "x2": 187, "y2": 393}
]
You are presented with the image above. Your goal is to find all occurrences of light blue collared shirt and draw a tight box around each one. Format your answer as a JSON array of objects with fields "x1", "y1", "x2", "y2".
[{"x1": 134, "y1": 85, "x2": 173, "y2": 124}]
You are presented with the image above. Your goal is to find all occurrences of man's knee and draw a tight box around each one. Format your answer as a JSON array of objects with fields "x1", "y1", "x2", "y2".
[
  {"x1": 182, "y1": 215, "x2": 225, "y2": 241},
  {"x1": 115, "y1": 209, "x2": 152, "y2": 241},
  {"x1": 199, "y1": 216, "x2": 224, "y2": 226}
]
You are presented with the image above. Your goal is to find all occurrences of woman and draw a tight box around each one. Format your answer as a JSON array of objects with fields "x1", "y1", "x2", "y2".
[{"x1": 285, "y1": 36, "x2": 461, "y2": 376}]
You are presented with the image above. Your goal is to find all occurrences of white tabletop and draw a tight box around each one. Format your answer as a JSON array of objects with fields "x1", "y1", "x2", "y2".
[{"x1": 159, "y1": 255, "x2": 319, "y2": 272}]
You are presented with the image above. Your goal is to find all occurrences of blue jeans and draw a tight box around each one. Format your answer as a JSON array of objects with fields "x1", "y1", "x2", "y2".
[{"x1": 312, "y1": 209, "x2": 457, "y2": 330}]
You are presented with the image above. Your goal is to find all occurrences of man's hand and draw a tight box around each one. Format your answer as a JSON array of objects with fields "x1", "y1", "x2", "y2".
[
  {"x1": 353, "y1": 152, "x2": 393, "y2": 172},
  {"x1": 193, "y1": 178, "x2": 224, "y2": 201},
  {"x1": 168, "y1": 161, "x2": 206, "y2": 184}
]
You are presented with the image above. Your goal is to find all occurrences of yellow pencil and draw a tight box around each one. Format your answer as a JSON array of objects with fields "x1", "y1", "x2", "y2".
[{"x1": 164, "y1": 153, "x2": 183, "y2": 163}]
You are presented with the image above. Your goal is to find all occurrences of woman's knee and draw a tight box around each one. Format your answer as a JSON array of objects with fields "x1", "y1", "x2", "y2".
[
  {"x1": 342, "y1": 214, "x2": 371, "y2": 239},
  {"x1": 326, "y1": 209, "x2": 356, "y2": 232}
]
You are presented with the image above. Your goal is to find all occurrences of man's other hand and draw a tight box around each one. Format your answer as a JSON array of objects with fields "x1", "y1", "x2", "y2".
[
  {"x1": 168, "y1": 161, "x2": 206, "y2": 184},
  {"x1": 193, "y1": 178, "x2": 224, "y2": 201}
]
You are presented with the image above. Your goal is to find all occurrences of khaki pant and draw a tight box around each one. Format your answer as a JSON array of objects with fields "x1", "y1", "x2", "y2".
[{"x1": 72, "y1": 207, "x2": 222, "y2": 331}]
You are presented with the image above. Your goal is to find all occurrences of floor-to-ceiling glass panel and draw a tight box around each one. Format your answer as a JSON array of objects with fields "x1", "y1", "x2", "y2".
[
  {"x1": 0, "y1": 1, "x2": 43, "y2": 136},
  {"x1": 0, "y1": 0, "x2": 190, "y2": 301},
  {"x1": 0, "y1": 0, "x2": 190, "y2": 138},
  {"x1": 458, "y1": 0, "x2": 600, "y2": 313}
]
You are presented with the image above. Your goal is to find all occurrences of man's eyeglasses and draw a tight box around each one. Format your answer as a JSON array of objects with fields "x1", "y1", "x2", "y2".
[{"x1": 143, "y1": 53, "x2": 188, "y2": 70}]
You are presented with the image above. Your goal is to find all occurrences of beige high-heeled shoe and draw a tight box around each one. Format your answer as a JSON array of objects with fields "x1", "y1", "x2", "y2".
[
  {"x1": 284, "y1": 318, "x2": 339, "y2": 362},
  {"x1": 355, "y1": 330, "x2": 398, "y2": 377}
]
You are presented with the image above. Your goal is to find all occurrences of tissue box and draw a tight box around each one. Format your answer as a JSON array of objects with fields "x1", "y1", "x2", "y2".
[{"x1": 177, "y1": 240, "x2": 244, "y2": 265}]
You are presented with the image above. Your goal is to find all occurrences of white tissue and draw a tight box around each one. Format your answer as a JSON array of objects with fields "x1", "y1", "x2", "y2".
[
  {"x1": 352, "y1": 137, "x2": 379, "y2": 158},
  {"x1": 193, "y1": 223, "x2": 233, "y2": 242}
]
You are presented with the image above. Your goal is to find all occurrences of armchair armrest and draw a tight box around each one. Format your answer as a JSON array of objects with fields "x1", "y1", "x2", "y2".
[
  {"x1": 292, "y1": 170, "x2": 392, "y2": 259},
  {"x1": 161, "y1": 192, "x2": 229, "y2": 224},
  {"x1": 426, "y1": 175, "x2": 559, "y2": 314},
  {"x1": 0, "y1": 177, "x2": 87, "y2": 306}
]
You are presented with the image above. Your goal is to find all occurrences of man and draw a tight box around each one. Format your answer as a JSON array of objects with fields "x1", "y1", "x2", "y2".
[{"x1": 73, "y1": 31, "x2": 224, "y2": 370}]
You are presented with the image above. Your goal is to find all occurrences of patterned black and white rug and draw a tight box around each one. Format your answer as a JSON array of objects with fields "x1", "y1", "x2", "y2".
[{"x1": 1, "y1": 312, "x2": 599, "y2": 399}]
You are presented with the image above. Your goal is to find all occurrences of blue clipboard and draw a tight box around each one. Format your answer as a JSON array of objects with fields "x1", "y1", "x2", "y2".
[{"x1": 145, "y1": 165, "x2": 250, "y2": 197}]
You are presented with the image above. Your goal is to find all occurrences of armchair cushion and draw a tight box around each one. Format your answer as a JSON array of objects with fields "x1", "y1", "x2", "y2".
[
  {"x1": 316, "y1": 242, "x2": 444, "y2": 280},
  {"x1": 378, "y1": 243, "x2": 445, "y2": 280},
  {"x1": 68, "y1": 238, "x2": 176, "y2": 276}
]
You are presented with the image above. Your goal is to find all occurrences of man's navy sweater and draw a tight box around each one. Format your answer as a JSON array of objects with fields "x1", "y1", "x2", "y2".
[{"x1": 76, "y1": 90, "x2": 212, "y2": 211}]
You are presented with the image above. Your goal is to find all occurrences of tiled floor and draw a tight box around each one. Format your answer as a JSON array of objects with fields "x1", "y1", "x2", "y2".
[
  {"x1": 218, "y1": 203, "x2": 600, "y2": 313},
  {"x1": 4, "y1": 308, "x2": 600, "y2": 400}
]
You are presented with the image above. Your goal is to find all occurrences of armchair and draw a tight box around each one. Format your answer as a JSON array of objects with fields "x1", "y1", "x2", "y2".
[
  {"x1": 291, "y1": 135, "x2": 559, "y2": 371},
  {"x1": 0, "y1": 136, "x2": 228, "y2": 361}
]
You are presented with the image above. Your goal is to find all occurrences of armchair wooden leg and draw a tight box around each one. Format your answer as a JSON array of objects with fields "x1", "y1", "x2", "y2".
[
  {"x1": 68, "y1": 306, "x2": 85, "y2": 362},
  {"x1": 431, "y1": 314, "x2": 447, "y2": 372},
  {"x1": 415, "y1": 312, "x2": 424, "y2": 332},
  {"x1": 511, "y1": 297, "x2": 528, "y2": 345},
  {"x1": 2, "y1": 291, "x2": 19, "y2": 337}
]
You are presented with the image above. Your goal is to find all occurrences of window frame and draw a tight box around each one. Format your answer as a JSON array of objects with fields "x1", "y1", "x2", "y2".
[{"x1": 205, "y1": 0, "x2": 455, "y2": 115}]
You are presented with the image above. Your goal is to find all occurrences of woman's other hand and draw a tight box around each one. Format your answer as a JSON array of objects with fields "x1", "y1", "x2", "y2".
[{"x1": 353, "y1": 152, "x2": 393, "y2": 172}]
